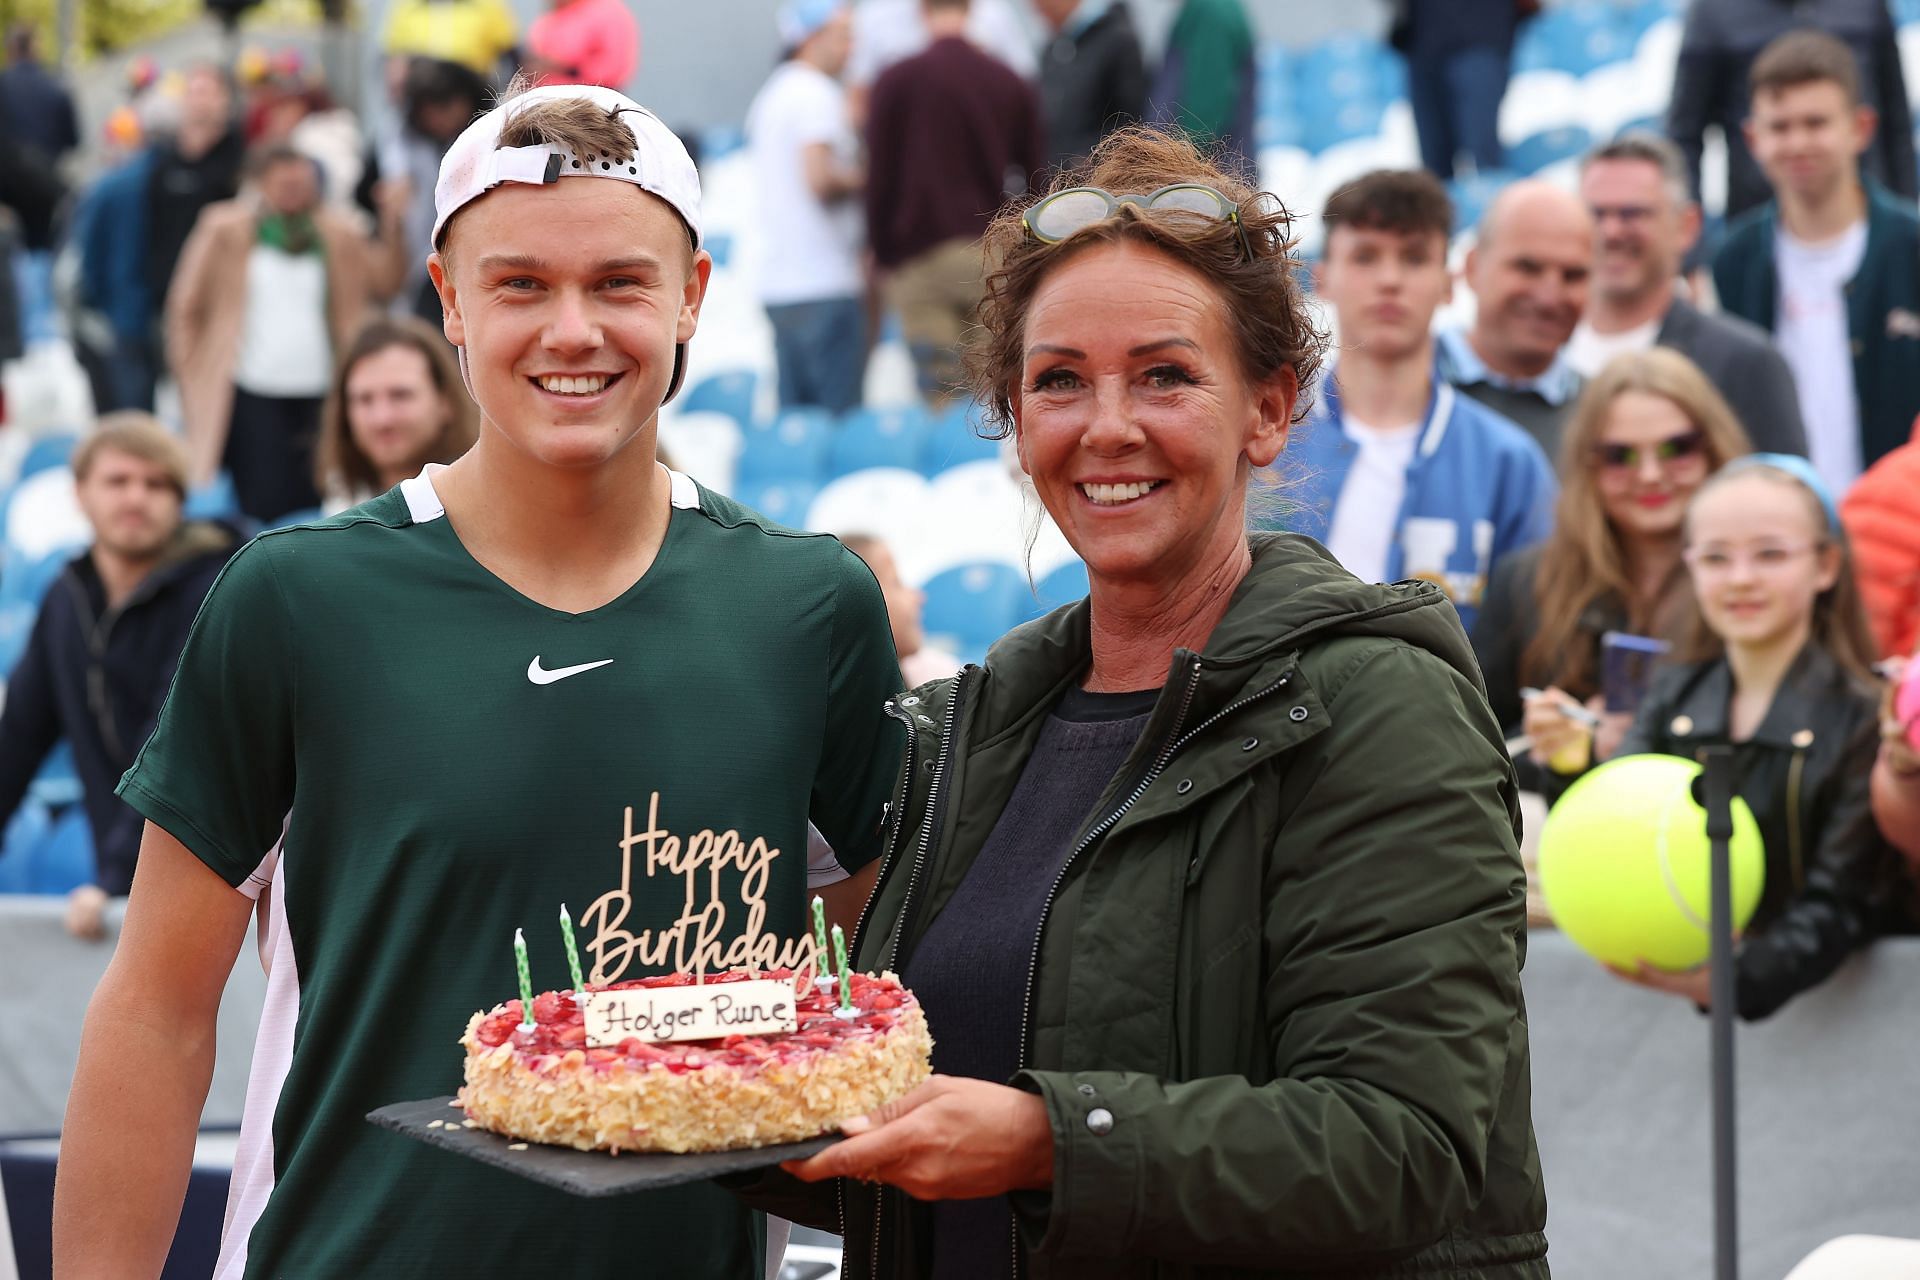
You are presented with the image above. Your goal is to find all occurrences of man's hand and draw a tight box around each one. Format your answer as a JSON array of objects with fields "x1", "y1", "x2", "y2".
[
  {"x1": 65, "y1": 884, "x2": 110, "y2": 940},
  {"x1": 780, "y1": 1075, "x2": 1054, "y2": 1200}
]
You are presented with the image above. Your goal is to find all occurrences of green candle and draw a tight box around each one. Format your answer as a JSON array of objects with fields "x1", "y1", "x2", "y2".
[
  {"x1": 559, "y1": 903, "x2": 585, "y2": 994},
  {"x1": 811, "y1": 895, "x2": 830, "y2": 972},
  {"x1": 513, "y1": 928, "x2": 535, "y2": 1027},
  {"x1": 831, "y1": 924, "x2": 851, "y2": 1011}
]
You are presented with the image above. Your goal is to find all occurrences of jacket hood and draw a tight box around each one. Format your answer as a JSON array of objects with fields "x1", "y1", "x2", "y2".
[
  {"x1": 62, "y1": 517, "x2": 248, "y2": 601},
  {"x1": 971, "y1": 532, "x2": 1487, "y2": 734}
]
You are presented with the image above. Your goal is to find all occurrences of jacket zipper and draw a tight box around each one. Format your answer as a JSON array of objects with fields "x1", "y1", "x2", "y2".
[
  {"x1": 850, "y1": 668, "x2": 970, "y2": 1280},
  {"x1": 1005, "y1": 661, "x2": 1295, "y2": 1278}
]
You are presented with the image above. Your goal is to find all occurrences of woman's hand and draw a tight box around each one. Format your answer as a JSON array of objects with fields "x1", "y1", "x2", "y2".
[
  {"x1": 1610, "y1": 959, "x2": 1712, "y2": 1007},
  {"x1": 780, "y1": 1075, "x2": 1054, "y2": 1200},
  {"x1": 1523, "y1": 686, "x2": 1591, "y2": 769},
  {"x1": 1594, "y1": 704, "x2": 1634, "y2": 763}
]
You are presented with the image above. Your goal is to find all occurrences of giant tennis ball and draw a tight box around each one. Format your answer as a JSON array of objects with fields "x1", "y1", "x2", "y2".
[{"x1": 1538, "y1": 755, "x2": 1765, "y2": 972}]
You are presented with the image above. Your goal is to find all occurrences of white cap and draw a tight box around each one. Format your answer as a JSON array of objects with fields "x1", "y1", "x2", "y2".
[{"x1": 431, "y1": 84, "x2": 702, "y2": 251}]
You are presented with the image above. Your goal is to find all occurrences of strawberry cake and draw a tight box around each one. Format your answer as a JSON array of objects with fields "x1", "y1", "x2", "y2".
[{"x1": 457, "y1": 969, "x2": 933, "y2": 1154}]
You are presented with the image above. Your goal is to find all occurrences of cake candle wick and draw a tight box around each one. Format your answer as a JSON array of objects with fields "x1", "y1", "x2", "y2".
[
  {"x1": 812, "y1": 895, "x2": 836, "y2": 988},
  {"x1": 559, "y1": 903, "x2": 586, "y2": 998},
  {"x1": 513, "y1": 927, "x2": 535, "y2": 1030},
  {"x1": 831, "y1": 924, "x2": 852, "y2": 1012}
]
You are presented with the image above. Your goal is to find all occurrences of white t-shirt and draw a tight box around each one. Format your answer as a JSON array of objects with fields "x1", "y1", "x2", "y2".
[
  {"x1": 846, "y1": 0, "x2": 1038, "y2": 86},
  {"x1": 1775, "y1": 220, "x2": 1868, "y2": 495},
  {"x1": 745, "y1": 62, "x2": 863, "y2": 306},
  {"x1": 1564, "y1": 314, "x2": 1663, "y2": 379},
  {"x1": 233, "y1": 245, "x2": 332, "y2": 399},
  {"x1": 1325, "y1": 411, "x2": 1422, "y2": 586}
]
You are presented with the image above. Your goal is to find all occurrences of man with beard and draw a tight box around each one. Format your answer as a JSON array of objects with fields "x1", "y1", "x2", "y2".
[
  {"x1": 1438, "y1": 180, "x2": 1593, "y2": 461},
  {"x1": 0, "y1": 415, "x2": 241, "y2": 938},
  {"x1": 1568, "y1": 132, "x2": 1806, "y2": 457}
]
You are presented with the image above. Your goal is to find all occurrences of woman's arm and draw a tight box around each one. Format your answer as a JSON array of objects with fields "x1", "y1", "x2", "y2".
[
  {"x1": 1734, "y1": 709, "x2": 1897, "y2": 1020},
  {"x1": 1009, "y1": 642, "x2": 1533, "y2": 1265}
]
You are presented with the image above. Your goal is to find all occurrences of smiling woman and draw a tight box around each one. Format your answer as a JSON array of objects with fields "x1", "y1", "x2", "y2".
[{"x1": 731, "y1": 127, "x2": 1550, "y2": 1280}]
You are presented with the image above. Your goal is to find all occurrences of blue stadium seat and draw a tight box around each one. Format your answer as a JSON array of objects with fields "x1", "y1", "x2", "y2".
[
  {"x1": 700, "y1": 125, "x2": 747, "y2": 162},
  {"x1": 738, "y1": 407, "x2": 833, "y2": 484},
  {"x1": 1898, "y1": 0, "x2": 1920, "y2": 27},
  {"x1": 919, "y1": 401, "x2": 1003, "y2": 475},
  {"x1": 1294, "y1": 34, "x2": 1393, "y2": 105},
  {"x1": 0, "y1": 801, "x2": 51, "y2": 893},
  {"x1": 28, "y1": 804, "x2": 93, "y2": 894},
  {"x1": 1449, "y1": 170, "x2": 1520, "y2": 234},
  {"x1": 1303, "y1": 97, "x2": 1388, "y2": 155},
  {"x1": 921, "y1": 561, "x2": 1026, "y2": 660},
  {"x1": 1524, "y1": 4, "x2": 1634, "y2": 77},
  {"x1": 734, "y1": 477, "x2": 820, "y2": 525},
  {"x1": 704, "y1": 233, "x2": 735, "y2": 270},
  {"x1": 186, "y1": 472, "x2": 240, "y2": 520},
  {"x1": 830, "y1": 407, "x2": 925, "y2": 477},
  {"x1": 677, "y1": 370, "x2": 759, "y2": 428},
  {"x1": 27, "y1": 741, "x2": 81, "y2": 808},
  {"x1": 1507, "y1": 125, "x2": 1594, "y2": 176},
  {"x1": 1031, "y1": 560, "x2": 1089, "y2": 618},
  {"x1": 0, "y1": 543, "x2": 73, "y2": 609},
  {"x1": 19, "y1": 434, "x2": 77, "y2": 481}
]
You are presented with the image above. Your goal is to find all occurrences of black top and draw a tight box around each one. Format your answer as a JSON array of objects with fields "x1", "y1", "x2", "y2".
[
  {"x1": 1038, "y1": 0, "x2": 1148, "y2": 170},
  {"x1": 864, "y1": 36, "x2": 1047, "y2": 269},
  {"x1": 1617, "y1": 642, "x2": 1908, "y2": 1019},
  {"x1": 903, "y1": 687, "x2": 1153, "y2": 1280},
  {"x1": 144, "y1": 128, "x2": 244, "y2": 319},
  {"x1": 1655, "y1": 297, "x2": 1808, "y2": 457}
]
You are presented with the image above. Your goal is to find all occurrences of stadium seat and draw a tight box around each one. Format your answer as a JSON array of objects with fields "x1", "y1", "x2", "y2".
[
  {"x1": 922, "y1": 461, "x2": 1029, "y2": 580},
  {"x1": 1522, "y1": 4, "x2": 1634, "y2": 78},
  {"x1": 676, "y1": 370, "x2": 760, "y2": 429},
  {"x1": 1294, "y1": 34, "x2": 1393, "y2": 105},
  {"x1": 921, "y1": 561, "x2": 1027, "y2": 661},
  {"x1": 1303, "y1": 96, "x2": 1388, "y2": 156},
  {"x1": 804, "y1": 467, "x2": 934, "y2": 564},
  {"x1": 733, "y1": 476, "x2": 820, "y2": 526},
  {"x1": 18, "y1": 434, "x2": 76, "y2": 481},
  {"x1": 919, "y1": 401, "x2": 1004, "y2": 475},
  {"x1": 26, "y1": 804, "x2": 92, "y2": 894},
  {"x1": 1507, "y1": 125, "x2": 1594, "y2": 176},
  {"x1": 1500, "y1": 70, "x2": 1584, "y2": 146},
  {"x1": 830, "y1": 407, "x2": 925, "y2": 477},
  {"x1": 1448, "y1": 170, "x2": 1520, "y2": 234},
  {"x1": 658, "y1": 409, "x2": 744, "y2": 493},
  {"x1": 1898, "y1": 0, "x2": 1920, "y2": 28},
  {"x1": 27, "y1": 741, "x2": 81, "y2": 808},
  {"x1": 1031, "y1": 559, "x2": 1089, "y2": 617},
  {"x1": 737, "y1": 407, "x2": 833, "y2": 484},
  {"x1": 186, "y1": 472, "x2": 240, "y2": 520},
  {"x1": 1579, "y1": 60, "x2": 1668, "y2": 140}
]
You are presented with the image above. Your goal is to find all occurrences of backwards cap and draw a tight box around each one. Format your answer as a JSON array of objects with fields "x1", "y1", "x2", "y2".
[
  {"x1": 431, "y1": 84, "x2": 703, "y2": 401},
  {"x1": 432, "y1": 83, "x2": 702, "y2": 251}
]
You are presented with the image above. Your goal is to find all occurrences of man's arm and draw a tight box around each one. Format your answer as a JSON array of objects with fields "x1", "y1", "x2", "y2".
[
  {"x1": 53, "y1": 821, "x2": 254, "y2": 1278},
  {"x1": 801, "y1": 141, "x2": 863, "y2": 203}
]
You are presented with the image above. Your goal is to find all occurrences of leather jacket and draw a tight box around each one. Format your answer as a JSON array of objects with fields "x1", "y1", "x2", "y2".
[{"x1": 1617, "y1": 643, "x2": 1902, "y2": 1019}]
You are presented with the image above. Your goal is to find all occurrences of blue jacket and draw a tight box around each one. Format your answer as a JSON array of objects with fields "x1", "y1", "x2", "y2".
[
  {"x1": 73, "y1": 152, "x2": 154, "y2": 342},
  {"x1": 0, "y1": 521, "x2": 242, "y2": 894},
  {"x1": 1260, "y1": 373, "x2": 1557, "y2": 634}
]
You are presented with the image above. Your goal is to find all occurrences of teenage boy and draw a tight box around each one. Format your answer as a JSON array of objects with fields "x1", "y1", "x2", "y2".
[
  {"x1": 1273, "y1": 169, "x2": 1556, "y2": 634},
  {"x1": 54, "y1": 84, "x2": 905, "y2": 1278},
  {"x1": 1714, "y1": 28, "x2": 1920, "y2": 497}
]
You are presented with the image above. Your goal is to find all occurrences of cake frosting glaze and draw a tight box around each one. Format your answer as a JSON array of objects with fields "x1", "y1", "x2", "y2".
[{"x1": 458, "y1": 968, "x2": 933, "y2": 1154}]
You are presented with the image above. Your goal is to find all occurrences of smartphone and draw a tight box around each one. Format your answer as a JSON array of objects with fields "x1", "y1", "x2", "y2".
[{"x1": 1600, "y1": 632, "x2": 1670, "y2": 715}]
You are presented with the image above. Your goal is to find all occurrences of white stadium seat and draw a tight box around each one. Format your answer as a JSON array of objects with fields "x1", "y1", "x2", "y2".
[{"x1": 1500, "y1": 70, "x2": 1584, "y2": 146}]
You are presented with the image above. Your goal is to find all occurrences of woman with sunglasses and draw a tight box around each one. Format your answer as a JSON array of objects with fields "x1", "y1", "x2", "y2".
[
  {"x1": 735, "y1": 127, "x2": 1548, "y2": 1279},
  {"x1": 1473, "y1": 348, "x2": 1750, "y2": 783},
  {"x1": 1606, "y1": 456, "x2": 1908, "y2": 1018}
]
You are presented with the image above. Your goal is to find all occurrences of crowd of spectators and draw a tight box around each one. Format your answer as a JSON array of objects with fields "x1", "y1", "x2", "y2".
[{"x1": 0, "y1": 0, "x2": 1914, "y2": 1032}]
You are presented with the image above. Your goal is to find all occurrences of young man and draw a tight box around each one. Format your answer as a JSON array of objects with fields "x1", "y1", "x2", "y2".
[
  {"x1": 1273, "y1": 169, "x2": 1556, "y2": 634},
  {"x1": 1570, "y1": 132, "x2": 1807, "y2": 457},
  {"x1": 747, "y1": 0, "x2": 867, "y2": 413},
  {"x1": 54, "y1": 85, "x2": 905, "y2": 1278},
  {"x1": 0, "y1": 415, "x2": 240, "y2": 939},
  {"x1": 1438, "y1": 179, "x2": 1594, "y2": 462},
  {"x1": 1713, "y1": 28, "x2": 1920, "y2": 498}
]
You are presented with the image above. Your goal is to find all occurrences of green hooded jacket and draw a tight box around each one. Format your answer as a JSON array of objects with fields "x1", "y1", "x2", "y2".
[{"x1": 750, "y1": 533, "x2": 1549, "y2": 1278}]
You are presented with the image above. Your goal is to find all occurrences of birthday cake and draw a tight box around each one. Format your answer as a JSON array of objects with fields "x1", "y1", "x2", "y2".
[{"x1": 457, "y1": 968, "x2": 933, "y2": 1154}]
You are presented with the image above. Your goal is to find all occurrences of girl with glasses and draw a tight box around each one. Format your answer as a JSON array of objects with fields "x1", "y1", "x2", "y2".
[
  {"x1": 1473, "y1": 348, "x2": 1751, "y2": 783},
  {"x1": 1608, "y1": 457, "x2": 1910, "y2": 1018}
]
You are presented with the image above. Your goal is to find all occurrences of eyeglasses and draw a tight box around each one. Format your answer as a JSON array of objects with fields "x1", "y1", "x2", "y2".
[
  {"x1": 1591, "y1": 430, "x2": 1706, "y2": 472},
  {"x1": 1682, "y1": 541, "x2": 1821, "y2": 576},
  {"x1": 1023, "y1": 184, "x2": 1255, "y2": 261}
]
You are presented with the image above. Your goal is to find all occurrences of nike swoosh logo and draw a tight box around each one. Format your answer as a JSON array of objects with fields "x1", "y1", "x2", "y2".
[{"x1": 527, "y1": 656, "x2": 615, "y2": 685}]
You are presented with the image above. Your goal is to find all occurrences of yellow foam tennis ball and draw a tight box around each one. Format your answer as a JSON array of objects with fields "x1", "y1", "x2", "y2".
[{"x1": 1539, "y1": 754, "x2": 1765, "y2": 972}]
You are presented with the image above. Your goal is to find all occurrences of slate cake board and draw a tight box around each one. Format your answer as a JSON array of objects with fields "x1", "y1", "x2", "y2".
[{"x1": 367, "y1": 1096, "x2": 840, "y2": 1197}]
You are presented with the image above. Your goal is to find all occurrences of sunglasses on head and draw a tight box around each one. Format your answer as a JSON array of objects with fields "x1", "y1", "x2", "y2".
[
  {"x1": 1592, "y1": 430, "x2": 1706, "y2": 471},
  {"x1": 1023, "y1": 184, "x2": 1255, "y2": 261}
]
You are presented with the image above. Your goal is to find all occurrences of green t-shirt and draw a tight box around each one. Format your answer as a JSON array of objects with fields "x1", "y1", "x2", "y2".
[{"x1": 117, "y1": 469, "x2": 904, "y2": 1278}]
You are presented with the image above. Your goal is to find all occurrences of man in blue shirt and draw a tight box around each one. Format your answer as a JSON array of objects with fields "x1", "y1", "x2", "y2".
[{"x1": 1268, "y1": 169, "x2": 1556, "y2": 633}]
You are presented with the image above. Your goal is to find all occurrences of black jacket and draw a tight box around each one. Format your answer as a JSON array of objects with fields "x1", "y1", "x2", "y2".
[
  {"x1": 1039, "y1": 1, "x2": 1148, "y2": 171},
  {"x1": 1655, "y1": 297, "x2": 1808, "y2": 458},
  {"x1": 0, "y1": 521, "x2": 243, "y2": 893},
  {"x1": 1665, "y1": 0, "x2": 1916, "y2": 220},
  {"x1": 1617, "y1": 643, "x2": 1903, "y2": 1019}
]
